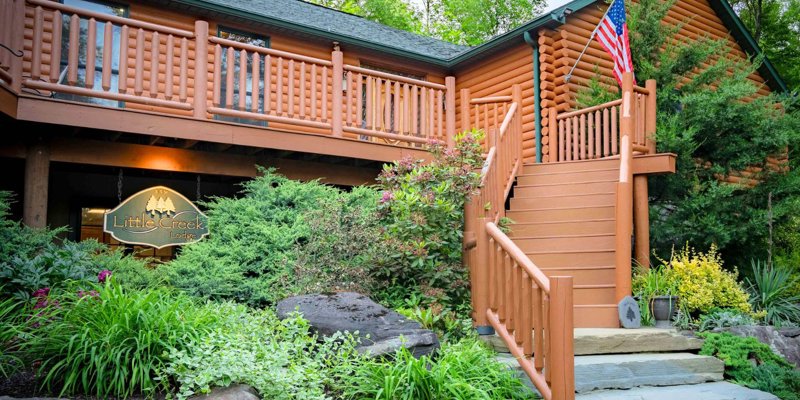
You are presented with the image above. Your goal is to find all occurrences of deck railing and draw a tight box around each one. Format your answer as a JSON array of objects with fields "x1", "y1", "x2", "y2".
[
  {"x1": 463, "y1": 84, "x2": 575, "y2": 400},
  {"x1": 549, "y1": 79, "x2": 656, "y2": 162},
  {"x1": 5, "y1": 0, "x2": 456, "y2": 147}
]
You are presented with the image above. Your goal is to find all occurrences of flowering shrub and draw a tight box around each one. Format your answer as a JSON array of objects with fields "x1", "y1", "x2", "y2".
[{"x1": 375, "y1": 131, "x2": 484, "y2": 310}]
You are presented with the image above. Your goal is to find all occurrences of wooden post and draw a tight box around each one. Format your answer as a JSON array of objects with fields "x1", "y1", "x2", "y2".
[
  {"x1": 445, "y1": 76, "x2": 456, "y2": 147},
  {"x1": 548, "y1": 109, "x2": 558, "y2": 163},
  {"x1": 331, "y1": 44, "x2": 344, "y2": 137},
  {"x1": 8, "y1": 0, "x2": 24, "y2": 92},
  {"x1": 193, "y1": 21, "x2": 209, "y2": 119},
  {"x1": 512, "y1": 84, "x2": 523, "y2": 163},
  {"x1": 549, "y1": 276, "x2": 575, "y2": 400},
  {"x1": 615, "y1": 72, "x2": 635, "y2": 303},
  {"x1": 633, "y1": 175, "x2": 650, "y2": 269},
  {"x1": 23, "y1": 143, "x2": 50, "y2": 228},
  {"x1": 470, "y1": 215, "x2": 490, "y2": 328},
  {"x1": 645, "y1": 79, "x2": 657, "y2": 154},
  {"x1": 460, "y1": 88, "x2": 470, "y2": 133}
]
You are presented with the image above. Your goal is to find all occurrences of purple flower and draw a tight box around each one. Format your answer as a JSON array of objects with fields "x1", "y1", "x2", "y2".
[
  {"x1": 380, "y1": 191, "x2": 394, "y2": 204},
  {"x1": 32, "y1": 287, "x2": 50, "y2": 298},
  {"x1": 98, "y1": 269, "x2": 112, "y2": 283}
]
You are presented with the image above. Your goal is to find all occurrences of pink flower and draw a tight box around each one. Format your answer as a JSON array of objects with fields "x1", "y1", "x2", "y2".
[
  {"x1": 32, "y1": 287, "x2": 50, "y2": 298},
  {"x1": 98, "y1": 269, "x2": 112, "y2": 283},
  {"x1": 380, "y1": 191, "x2": 394, "y2": 204}
]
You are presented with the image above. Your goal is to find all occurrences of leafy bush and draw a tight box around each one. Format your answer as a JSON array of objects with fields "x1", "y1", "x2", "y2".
[
  {"x1": 632, "y1": 263, "x2": 680, "y2": 326},
  {"x1": 375, "y1": 131, "x2": 484, "y2": 311},
  {"x1": 747, "y1": 260, "x2": 800, "y2": 327},
  {"x1": 697, "y1": 308, "x2": 756, "y2": 332},
  {"x1": 289, "y1": 186, "x2": 385, "y2": 296},
  {"x1": 659, "y1": 245, "x2": 751, "y2": 316},
  {"x1": 163, "y1": 169, "x2": 366, "y2": 307},
  {"x1": 165, "y1": 302, "x2": 358, "y2": 400},
  {"x1": 699, "y1": 332, "x2": 797, "y2": 399},
  {"x1": 0, "y1": 191, "x2": 158, "y2": 298},
  {"x1": 396, "y1": 301, "x2": 474, "y2": 343},
  {"x1": 20, "y1": 279, "x2": 218, "y2": 398},
  {"x1": 330, "y1": 337, "x2": 535, "y2": 400}
]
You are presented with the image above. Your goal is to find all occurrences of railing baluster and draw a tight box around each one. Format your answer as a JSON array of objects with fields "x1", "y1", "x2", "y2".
[
  {"x1": 521, "y1": 273, "x2": 532, "y2": 356},
  {"x1": 321, "y1": 65, "x2": 328, "y2": 122},
  {"x1": 586, "y1": 112, "x2": 593, "y2": 159},
  {"x1": 299, "y1": 61, "x2": 306, "y2": 119},
  {"x1": 164, "y1": 34, "x2": 174, "y2": 99},
  {"x1": 287, "y1": 59, "x2": 294, "y2": 116},
  {"x1": 429, "y1": 88, "x2": 435, "y2": 140},
  {"x1": 611, "y1": 105, "x2": 618, "y2": 155},
  {"x1": 383, "y1": 79, "x2": 390, "y2": 132},
  {"x1": 488, "y1": 238, "x2": 497, "y2": 312},
  {"x1": 149, "y1": 31, "x2": 158, "y2": 97},
  {"x1": 504, "y1": 253, "x2": 514, "y2": 331},
  {"x1": 532, "y1": 285, "x2": 544, "y2": 370},
  {"x1": 595, "y1": 110, "x2": 602, "y2": 158},
  {"x1": 411, "y1": 85, "x2": 418, "y2": 136},
  {"x1": 420, "y1": 87, "x2": 428, "y2": 138},
  {"x1": 365, "y1": 76, "x2": 373, "y2": 129},
  {"x1": 225, "y1": 47, "x2": 234, "y2": 108},
  {"x1": 543, "y1": 293, "x2": 551, "y2": 383},
  {"x1": 355, "y1": 73, "x2": 362, "y2": 127},
  {"x1": 603, "y1": 108, "x2": 610, "y2": 157},
  {"x1": 437, "y1": 89, "x2": 443, "y2": 141},
  {"x1": 133, "y1": 28, "x2": 144, "y2": 95},
  {"x1": 514, "y1": 261, "x2": 524, "y2": 347},
  {"x1": 251, "y1": 52, "x2": 260, "y2": 113},
  {"x1": 564, "y1": 119, "x2": 572, "y2": 161},
  {"x1": 579, "y1": 114, "x2": 586, "y2": 160},
  {"x1": 393, "y1": 81, "x2": 401, "y2": 133},
  {"x1": 403, "y1": 83, "x2": 410, "y2": 134},
  {"x1": 178, "y1": 37, "x2": 187, "y2": 102},
  {"x1": 276, "y1": 57, "x2": 283, "y2": 115},
  {"x1": 49, "y1": 10, "x2": 63, "y2": 83},
  {"x1": 345, "y1": 70, "x2": 352, "y2": 126},
  {"x1": 101, "y1": 21, "x2": 112, "y2": 91},
  {"x1": 558, "y1": 119, "x2": 565, "y2": 162},
  {"x1": 118, "y1": 25, "x2": 128, "y2": 93},
  {"x1": 311, "y1": 63, "x2": 317, "y2": 120},
  {"x1": 85, "y1": 18, "x2": 96, "y2": 89},
  {"x1": 67, "y1": 14, "x2": 80, "y2": 85},
  {"x1": 264, "y1": 55, "x2": 271, "y2": 114},
  {"x1": 32, "y1": 7, "x2": 43, "y2": 81},
  {"x1": 238, "y1": 49, "x2": 247, "y2": 110},
  {"x1": 212, "y1": 44, "x2": 221, "y2": 106}
]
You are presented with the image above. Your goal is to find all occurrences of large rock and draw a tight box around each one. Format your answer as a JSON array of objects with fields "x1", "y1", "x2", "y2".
[
  {"x1": 718, "y1": 326, "x2": 800, "y2": 368},
  {"x1": 188, "y1": 384, "x2": 260, "y2": 400},
  {"x1": 276, "y1": 292, "x2": 439, "y2": 358}
]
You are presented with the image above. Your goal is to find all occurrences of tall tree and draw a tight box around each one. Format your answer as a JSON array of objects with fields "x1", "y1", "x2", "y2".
[
  {"x1": 306, "y1": 0, "x2": 422, "y2": 33},
  {"x1": 434, "y1": 0, "x2": 545, "y2": 45}
]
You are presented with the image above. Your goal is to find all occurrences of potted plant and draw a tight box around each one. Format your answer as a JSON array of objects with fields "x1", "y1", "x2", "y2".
[{"x1": 633, "y1": 265, "x2": 679, "y2": 328}]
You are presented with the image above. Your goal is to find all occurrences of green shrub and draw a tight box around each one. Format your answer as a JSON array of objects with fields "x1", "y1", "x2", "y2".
[
  {"x1": 163, "y1": 169, "x2": 362, "y2": 306},
  {"x1": 632, "y1": 263, "x2": 680, "y2": 326},
  {"x1": 697, "y1": 308, "x2": 756, "y2": 332},
  {"x1": 20, "y1": 280, "x2": 218, "y2": 398},
  {"x1": 375, "y1": 131, "x2": 484, "y2": 311},
  {"x1": 165, "y1": 302, "x2": 358, "y2": 400},
  {"x1": 699, "y1": 332, "x2": 792, "y2": 384},
  {"x1": 750, "y1": 363, "x2": 800, "y2": 400},
  {"x1": 330, "y1": 337, "x2": 535, "y2": 400},
  {"x1": 747, "y1": 260, "x2": 800, "y2": 327},
  {"x1": 396, "y1": 301, "x2": 474, "y2": 343}
]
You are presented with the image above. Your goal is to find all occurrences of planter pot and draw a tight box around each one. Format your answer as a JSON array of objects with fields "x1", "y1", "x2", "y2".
[{"x1": 650, "y1": 295, "x2": 678, "y2": 329}]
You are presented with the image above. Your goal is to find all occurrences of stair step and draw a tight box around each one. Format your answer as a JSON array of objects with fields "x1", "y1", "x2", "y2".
[
  {"x1": 508, "y1": 220, "x2": 615, "y2": 236},
  {"x1": 573, "y1": 328, "x2": 704, "y2": 355},
  {"x1": 510, "y1": 193, "x2": 616, "y2": 209},
  {"x1": 521, "y1": 158, "x2": 620, "y2": 174},
  {"x1": 539, "y1": 266, "x2": 615, "y2": 285},
  {"x1": 506, "y1": 206, "x2": 615, "y2": 222},
  {"x1": 526, "y1": 250, "x2": 616, "y2": 268},
  {"x1": 516, "y1": 168, "x2": 619, "y2": 185},
  {"x1": 575, "y1": 382, "x2": 778, "y2": 400},
  {"x1": 512, "y1": 234, "x2": 615, "y2": 252},
  {"x1": 515, "y1": 181, "x2": 617, "y2": 197},
  {"x1": 574, "y1": 285, "x2": 616, "y2": 305},
  {"x1": 573, "y1": 353, "x2": 724, "y2": 393}
]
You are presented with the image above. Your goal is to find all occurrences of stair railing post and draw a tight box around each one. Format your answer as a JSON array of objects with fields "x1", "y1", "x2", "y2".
[
  {"x1": 512, "y1": 84, "x2": 523, "y2": 166},
  {"x1": 460, "y1": 88, "x2": 470, "y2": 133},
  {"x1": 645, "y1": 79, "x2": 657, "y2": 154},
  {"x1": 549, "y1": 109, "x2": 558, "y2": 163},
  {"x1": 445, "y1": 76, "x2": 456, "y2": 148},
  {"x1": 331, "y1": 43, "x2": 344, "y2": 137},
  {"x1": 549, "y1": 276, "x2": 575, "y2": 400},
  {"x1": 192, "y1": 21, "x2": 209, "y2": 119},
  {"x1": 471, "y1": 213, "x2": 492, "y2": 332},
  {"x1": 615, "y1": 72, "x2": 635, "y2": 302}
]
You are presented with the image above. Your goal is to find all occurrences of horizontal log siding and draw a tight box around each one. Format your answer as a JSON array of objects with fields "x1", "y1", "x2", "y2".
[
  {"x1": 536, "y1": 0, "x2": 774, "y2": 163},
  {"x1": 455, "y1": 43, "x2": 536, "y2": 162}
]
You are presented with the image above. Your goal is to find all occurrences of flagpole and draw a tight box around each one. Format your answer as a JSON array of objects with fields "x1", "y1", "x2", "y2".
[{"x1": 564, "y1": 0, "x2": 618, "y2": 83}]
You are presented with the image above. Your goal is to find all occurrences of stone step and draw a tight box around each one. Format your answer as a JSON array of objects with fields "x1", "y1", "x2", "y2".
[
  {"x1": 575, "y1": 382, "x2": 778, "y2": 400},
  {"x1": 481, "y1": 328, "x2": 704, "y2": 355},
  {"x1": 573, "y1": 353, "x2": 724, "y2": 392}
]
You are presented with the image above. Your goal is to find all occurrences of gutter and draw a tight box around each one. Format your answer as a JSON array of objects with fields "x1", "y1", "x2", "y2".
[{"x1": 524, "y1": 31, "x2": 542, "y2": 163}]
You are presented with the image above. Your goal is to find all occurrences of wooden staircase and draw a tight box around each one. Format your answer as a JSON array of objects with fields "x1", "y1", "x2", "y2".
[{"x1": 506, "y1": 158, "x2": 621, "y2": 328}]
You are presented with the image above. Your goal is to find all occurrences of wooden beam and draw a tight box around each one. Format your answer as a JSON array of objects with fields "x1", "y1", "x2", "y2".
[
  {"x1": 16, "y1": 96, "x2": 431, "y2": 163},
  {"x1": 0, "y1": 85, "x2": 18, "y2": 118},
  {"x1": 632, "y1": 153, "x2": 676, "y2": 175},
  {"x1": 23, "y1": 143, "x2": 50, "y2": 228},
  {"x1": 180, "y1": 139, "x2": 199, "y2": 149},
  {"x1": 1, "y1": 138, "x2": 379, "y2": 186}
]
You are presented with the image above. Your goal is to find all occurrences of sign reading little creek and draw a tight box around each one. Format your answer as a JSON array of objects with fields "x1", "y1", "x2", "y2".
[{"x1": 104, "y1": 186, "x2": 209, "y2": 249}]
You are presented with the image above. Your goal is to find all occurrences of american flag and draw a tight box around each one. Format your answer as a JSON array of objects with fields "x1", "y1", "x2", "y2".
[{"x1": 595, "y1": 0, "x2": 635, "y2": 86}]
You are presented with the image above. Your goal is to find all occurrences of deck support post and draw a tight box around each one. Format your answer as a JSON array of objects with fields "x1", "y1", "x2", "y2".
[
  {"x1": 633, "y1": 175, "x2": 650, "y2": 269},
  {"x1": 445, "y1": 76, "x2": 456, "y2": 147},
  {"x1": 615, "y1": 72, "x2": 635, "y2": 303},
  {"x1": 331, "y1": 44, "x2": 343, "y2": 137},
  {"x1": 23, "y1": 142, "x2": 50, "y2": 228},
  {"x1": 549, "y1": 276, "x2": 575, "y2": 400},
  {"x1": 193, "y1": 21, "x2": 209, "y2": 119}
]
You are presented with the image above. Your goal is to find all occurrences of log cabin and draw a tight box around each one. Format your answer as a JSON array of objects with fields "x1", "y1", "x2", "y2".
[{"x1": 0, "y1": 0, "x2": 788, "y2": 398}]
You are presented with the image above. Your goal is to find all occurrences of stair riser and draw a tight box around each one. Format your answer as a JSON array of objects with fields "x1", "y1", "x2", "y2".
[
  {"x1": 574, "y1": 287, "x2": 616, "y2": 305},
  {"x1": 521, "y1": 158, "x2": 620, "y2": 174},
  {"x1": 509, "y1": 221, "x2": 615, "y2": 236},
  {"x1": 513, "y1": 235, "x2": 616, "y2": 252},
  {"x1": 510, "y1": 194, "x2": 616, "y2": 209},
  {"x1": 507, "y1": 207, "x2": 615, "y2": 222},
  {"x1": 527, "y1": 251, "x2": 616, "y2": 268},
  {"x1": 516, "y1": 169, "x2": 619, "y2": 185},
  {"x1": 574, "y1": 306, "x2": 619, "y2": 328},
  {"x1": 541, "y1": 267, "x2": 616, "y2": 285},
  {"x1": 515, "y1": 182, "x2": 617, "y2": 197}
]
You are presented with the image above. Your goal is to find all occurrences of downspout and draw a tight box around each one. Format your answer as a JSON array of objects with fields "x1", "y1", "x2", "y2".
[{"x1": 524, "y1": 31, "x2": 542, "y2": 163}]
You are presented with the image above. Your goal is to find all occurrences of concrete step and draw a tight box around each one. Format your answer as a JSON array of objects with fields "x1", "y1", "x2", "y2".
[
  {"x1": 510, "y1": 193, "x2": 616, "y2": 210},
  {"x1": 573, "y1": 353, "x2": 724, "y2": 392},
  {"x1": 575, "y1": 382, "x2": 778, "y2": 400}
]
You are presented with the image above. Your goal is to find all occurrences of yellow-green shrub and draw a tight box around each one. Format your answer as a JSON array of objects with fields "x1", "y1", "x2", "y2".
[{"x1": 659, "y1": 245, "x2": 751, "y2": 315}]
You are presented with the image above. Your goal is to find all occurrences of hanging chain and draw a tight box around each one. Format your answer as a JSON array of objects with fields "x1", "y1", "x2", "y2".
[
  {"x1": 117, "y1": 169, "x2": 123, "y2": 203},
  {"x1": 196, "y1": 175, "x2": 201, "y2": 201}
]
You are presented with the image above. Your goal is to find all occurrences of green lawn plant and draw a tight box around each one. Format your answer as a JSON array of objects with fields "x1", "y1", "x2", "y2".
[{"x1": 330, "y1": 337, "x2": 535, "y2": 400}]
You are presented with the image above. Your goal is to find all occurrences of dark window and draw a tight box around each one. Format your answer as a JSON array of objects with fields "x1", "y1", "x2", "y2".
[
  {"x1": 55, "y1": 0, "x2": 127, "y2": 107},
  {"x1": 216, "y1": 27, "x2": 270, "y2": 126}
]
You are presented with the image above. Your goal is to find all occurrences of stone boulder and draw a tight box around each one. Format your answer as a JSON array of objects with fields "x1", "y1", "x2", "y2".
[
  {"x1": 276, "y1": 292, "x2": 439, "y2": 358},
  {"x1": 718, "y1": 326, "x2": 800, "y2": 368},
  {"x1": 188, "y1": 384, "x2": 260, "y2": 400}
]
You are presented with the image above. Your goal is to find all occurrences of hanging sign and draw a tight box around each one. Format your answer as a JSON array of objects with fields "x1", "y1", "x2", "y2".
[{"x1": 104, "y1": 186, "x2": 209, "y2": 248}]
